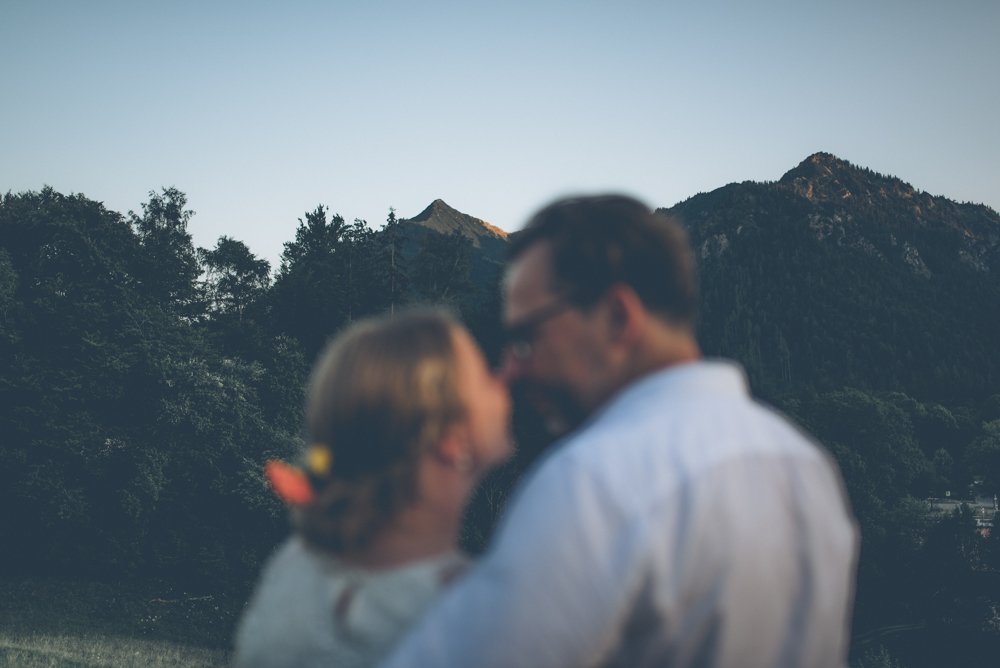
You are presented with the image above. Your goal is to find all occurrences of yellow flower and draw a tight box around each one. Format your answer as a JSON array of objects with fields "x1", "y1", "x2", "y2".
[{"x1": 306, "y1": 444, "x2": 333, "y2": 477}]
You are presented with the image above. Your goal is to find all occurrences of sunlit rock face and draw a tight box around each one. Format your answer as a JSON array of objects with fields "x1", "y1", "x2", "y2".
[{"x1": 404, "y1": 199, "x2": 507, "y2": 251}]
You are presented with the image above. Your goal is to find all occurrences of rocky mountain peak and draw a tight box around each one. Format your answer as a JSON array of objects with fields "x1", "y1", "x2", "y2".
[
  {"x1": 667, "y1": 152, "x2": 1000, "y2": 279},
  {"x1": 404, "y1": 199, "x2": 508, "y2": 247},
  {"x1": 789, "y1": 151, "x2": 851, "y2": 176},
  {"x1": 413, "y1": 198, "x2": 458, "y2": 219},
  {"x1": 778, "y1": 151, "x2": 917, "y2": 206}
]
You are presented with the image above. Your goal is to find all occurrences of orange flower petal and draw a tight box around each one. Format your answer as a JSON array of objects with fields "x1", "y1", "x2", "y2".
[{"x1": 265, "y1": 460, "x2": 315, "y2": 506}]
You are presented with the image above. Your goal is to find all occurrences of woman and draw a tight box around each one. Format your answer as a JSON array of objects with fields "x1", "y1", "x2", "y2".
[{"x1": 234, "y1": 309, "x2": 512, "y2": 667}]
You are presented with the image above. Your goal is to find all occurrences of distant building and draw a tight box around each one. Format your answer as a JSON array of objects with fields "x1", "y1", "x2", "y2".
[{"x1": 925, "y1": 494, "x2": 998, "y2": 537}]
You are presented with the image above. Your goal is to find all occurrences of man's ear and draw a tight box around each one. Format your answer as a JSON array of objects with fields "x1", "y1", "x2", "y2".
[
  {"x1": 604, "y1": 283, "x2": 645, "y2": 345},
  {"x1": 432, "y1": 427, "x2": 472, "y2": 471}
]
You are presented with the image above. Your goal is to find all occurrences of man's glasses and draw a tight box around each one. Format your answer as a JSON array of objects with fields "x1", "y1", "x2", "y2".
[{"x1": 503, "y1": 296, "x2": 577, "y2": 361}]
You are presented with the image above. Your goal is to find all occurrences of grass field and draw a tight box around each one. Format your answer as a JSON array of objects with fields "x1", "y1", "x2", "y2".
[
  {"x1": 0, "y1": 578, "x2": 244, "y2": 667},
  {"x1": 0, "y1": 633, "x2": 229, "y2": 667}
]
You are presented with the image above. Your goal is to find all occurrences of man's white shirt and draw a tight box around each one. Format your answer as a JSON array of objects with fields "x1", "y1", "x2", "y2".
[{"x1": 383, "y1": 360, "x2": 859, "y2": 667}]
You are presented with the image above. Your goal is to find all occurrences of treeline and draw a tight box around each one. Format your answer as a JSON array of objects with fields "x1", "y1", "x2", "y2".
[
  {"x1": 789, "y1": 388, "x2": 1000, "y2": 664},
  {"x1": 0, "y1": 186, "x2": 498, "y2": 587}
]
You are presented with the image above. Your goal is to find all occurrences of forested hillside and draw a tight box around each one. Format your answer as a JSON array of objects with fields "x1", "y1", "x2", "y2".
[
  {"x1": 2, "y1": 153, "x2": 998, "y2": 665},
  {"x1": 0, "y1": 188, "x2": 494, "y2": 588},
  {"x1": 666, "y1": 152, "x2": 999, "y2": 402}
]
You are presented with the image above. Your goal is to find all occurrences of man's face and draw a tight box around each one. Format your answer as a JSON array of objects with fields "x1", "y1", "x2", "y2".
[{"x1": 501, "y1": 241, "x2": 610, "y2": 437}]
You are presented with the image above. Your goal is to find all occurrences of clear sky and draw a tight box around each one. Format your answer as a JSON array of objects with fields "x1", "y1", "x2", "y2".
[{"x1": 3, "y1": 0, "x2": 997, "y2": 269}]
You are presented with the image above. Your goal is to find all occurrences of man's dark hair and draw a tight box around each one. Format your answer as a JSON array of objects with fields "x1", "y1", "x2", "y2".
[{"x1": 509, "y1": 194, "x2": 699, "y2": 328}]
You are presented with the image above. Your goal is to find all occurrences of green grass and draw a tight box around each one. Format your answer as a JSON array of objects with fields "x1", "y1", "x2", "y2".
[
  {"x1": 0, "y1": 633, "x2": 228, "y2": 667},
  {"x1": 0, "y1": 578, "x2": 245, "y2": 667}
]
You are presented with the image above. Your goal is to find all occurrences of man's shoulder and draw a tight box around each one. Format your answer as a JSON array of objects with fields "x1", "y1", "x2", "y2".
[
  {"x1": 502, "y1": 361, "x2": 839, "y2": 532},
  {"x1": 547, "y1": 373, "x2": 830, "y2": 496}
]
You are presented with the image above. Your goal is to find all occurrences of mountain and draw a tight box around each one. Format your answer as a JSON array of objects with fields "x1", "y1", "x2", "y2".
[
  {"x1": 389, "y1": 159, "x2": 999, "y2": 405},
  {"x1": 402, "y1": 199, "x2": 509, "y2": 261},
  {"x1": 659, "y1": 152, "x2": 1000, "y2": 403},
  {"x1": 406, "y1": 199, "x2": 507, "y2": 248},
  {"x1": 397, "y1": 198, "x2": 509, "y2": 293},
  {"x1": 776, "y1": 152, "x2": 996, "y2": 272}
]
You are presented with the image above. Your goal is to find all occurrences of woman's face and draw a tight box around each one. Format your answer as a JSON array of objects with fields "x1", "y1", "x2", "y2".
[{"x1": 451, "y1": 327, "x2": 513, "y2": 474}]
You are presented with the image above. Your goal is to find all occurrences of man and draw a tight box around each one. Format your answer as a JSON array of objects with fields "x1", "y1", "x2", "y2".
[{"x1": 384, "y1": 195, "x2": 859, "y2": 667}]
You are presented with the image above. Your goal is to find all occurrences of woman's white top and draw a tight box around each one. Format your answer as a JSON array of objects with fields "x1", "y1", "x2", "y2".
[{"x1": 233, "y1": 536, "x2": 468, "y2": 668}]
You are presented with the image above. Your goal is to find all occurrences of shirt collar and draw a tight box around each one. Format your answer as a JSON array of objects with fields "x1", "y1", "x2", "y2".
[{"x1": 595, "y1": 358, "x2": 750, "y2": 422}]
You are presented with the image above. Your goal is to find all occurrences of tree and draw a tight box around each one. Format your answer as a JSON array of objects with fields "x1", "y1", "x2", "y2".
[
  {"x1": 271, "y1": 205, "x2": 349, "y2": 359},
  {"x1": 855, "y1": 645, "x2": 906, "y2": 668},
  {"x1": 411, "y1": 229, "x2": 474, "y2": 306},
  {"x1": 378, "y1": 208, "x2": 410, "y2": 315},
  {"x1": 801, "y1": 388, "x2": 930, "y2": 504},
  {"x1": 340, "y1": 218, "x2": 383, "y2": 322},
  {"x1": 963, "y1": 420, "x2": 1000, "y2": 495},
  {"x1": 0, "y1": 249, "x2": 16, "y2": 342},
  {"x1": 130, "y1": 188, "x2": 202, "y2": 318},
  {"x1": 199, "y1": 236, "x2": 270, "y2": 323},
  {"x1": 0, "y1": 188, "x2": 165, "y2": 573},
  {"x1": 0, "y1": 188, "x2": 299, "y2": 584}
]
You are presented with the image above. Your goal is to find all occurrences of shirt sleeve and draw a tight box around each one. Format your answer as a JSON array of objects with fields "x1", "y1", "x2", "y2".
[{"x1": 380, "y1": 453, "x2": 651, "y2": 668}]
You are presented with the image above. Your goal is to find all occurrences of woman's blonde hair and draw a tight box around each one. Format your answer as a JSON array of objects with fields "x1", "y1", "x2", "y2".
[{"x1": 295, "y1": 308, "x2": 466, "y2": 553}]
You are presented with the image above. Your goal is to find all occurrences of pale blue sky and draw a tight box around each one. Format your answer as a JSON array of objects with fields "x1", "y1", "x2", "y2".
[{"x1": 3, "y1": 1, "x2": 997, "y2": 269}]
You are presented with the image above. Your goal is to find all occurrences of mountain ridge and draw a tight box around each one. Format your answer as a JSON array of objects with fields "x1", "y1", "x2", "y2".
[
  {"x1": 663, "y1": 152, "x2": 999, "y2": 276},
  {"x1": 658, "y1": 152, "x2": 999, "y2": 401},
  {"x1": 404, "y1": 198, "x2": 508, "y2": 247},
  {"x1": 390, "y1": 154, "x2": 998, "y2": 403}
]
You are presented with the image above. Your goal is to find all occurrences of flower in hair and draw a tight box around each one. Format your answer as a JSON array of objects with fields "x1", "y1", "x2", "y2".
[
  {"x1": 306, "y1": 444, "x2": 333, "y2": 478},
  {"x1": 265, "y1": 460, "x2": 315, "y2": 506},
  {"x1": 264, "y1": 444, "x2": 333, "y2": 506}
]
